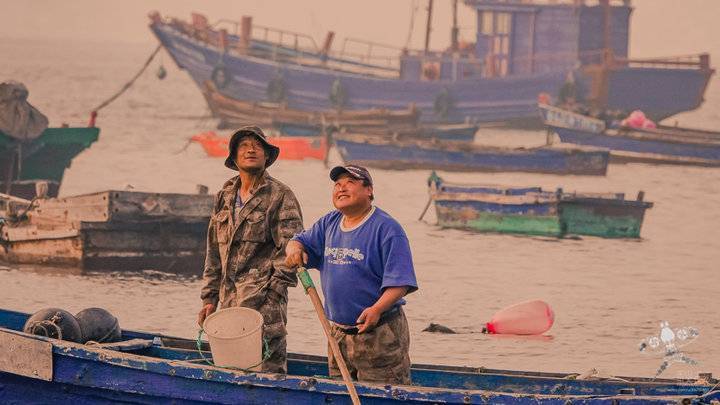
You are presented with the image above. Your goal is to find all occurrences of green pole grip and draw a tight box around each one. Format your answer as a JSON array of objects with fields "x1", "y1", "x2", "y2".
[{"x1": 297, "y1": 268, "x2": 315, "y2": 293}]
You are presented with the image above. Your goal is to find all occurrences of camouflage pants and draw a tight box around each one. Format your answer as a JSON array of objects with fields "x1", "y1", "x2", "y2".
[
  {"x1": 327, "y1": 308, "x2": 411, "y2": 385},
  {"x1": 226, "y1": 288, "x2": 288, "y2": 374}
]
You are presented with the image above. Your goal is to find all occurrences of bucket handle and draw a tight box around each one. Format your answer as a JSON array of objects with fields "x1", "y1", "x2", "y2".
[{"x1": 196, "y1": 329, "x2": 271, "y2": 372}]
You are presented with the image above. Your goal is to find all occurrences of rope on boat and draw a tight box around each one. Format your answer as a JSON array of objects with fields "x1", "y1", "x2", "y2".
[
  {"x1": 196, "y1": 329, "x2": 271, "y2": 372},
  {"x1": 90, "y1": 44, "x2": 163, "y2": 114}
]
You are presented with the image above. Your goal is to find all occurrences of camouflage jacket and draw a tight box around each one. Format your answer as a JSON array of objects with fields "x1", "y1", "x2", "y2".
[{"x1": 201, "y1": 172, "x2": 304, "y2": 309}]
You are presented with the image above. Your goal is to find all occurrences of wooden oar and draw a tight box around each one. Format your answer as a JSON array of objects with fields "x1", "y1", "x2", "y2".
[
  {"x1": 417, "y1": 195, "x2": 433, "y2": 221},
  {"x1": 298, "y1": 268, "x2": 361, "y2": 405}
]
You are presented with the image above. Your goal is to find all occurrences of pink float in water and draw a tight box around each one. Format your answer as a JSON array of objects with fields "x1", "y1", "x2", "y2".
[{"x1": 485, "y1": 300, "x2": 554, "y2": 335}]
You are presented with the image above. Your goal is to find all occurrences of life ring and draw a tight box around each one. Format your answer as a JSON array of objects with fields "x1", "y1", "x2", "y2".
[
  {"x1": 266, "y1": 74, "x2": 287, "y2": 103},
  {"x1": 329, "y1": 78, "x2": 347, "y2": 108},
  {"x1": 433, "y1": 88, "x2": 454, "y2": 120},
  {"x1": 211, "y1": 65, "x2": 231, "y2": 89}
]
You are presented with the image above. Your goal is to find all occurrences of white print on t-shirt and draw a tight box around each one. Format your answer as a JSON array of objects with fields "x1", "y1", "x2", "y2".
[{"x1": 324, "y1": 247, "x2": 365, "y2": 265}]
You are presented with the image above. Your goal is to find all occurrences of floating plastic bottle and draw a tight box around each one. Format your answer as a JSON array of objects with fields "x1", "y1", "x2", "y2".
[{"x1": 485, "y1": 300, "x2": 554, "y2": 335}]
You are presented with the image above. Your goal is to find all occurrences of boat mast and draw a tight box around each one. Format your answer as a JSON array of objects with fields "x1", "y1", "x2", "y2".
[
  {"x1": 424, "y1": 0, "x2": 434, "y2": 53},
  {"x1": 451, "y1": 0, "x2": 459, "y2": 51},
  {"x1": 601, "y1": 0, "x2": 611, "y2": 56}
]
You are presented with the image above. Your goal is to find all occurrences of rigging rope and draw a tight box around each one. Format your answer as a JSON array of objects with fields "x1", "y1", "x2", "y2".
[
  {"x1": 404, "y1": 0, "x2": 419, "y2": 49},
  {"x1": 91, "y1": 44, "x2": 163, "y2": 114}
]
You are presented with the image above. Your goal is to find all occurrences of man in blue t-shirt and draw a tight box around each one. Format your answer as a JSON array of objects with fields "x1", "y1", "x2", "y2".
[{"x1": 286, "y1": 165, "x2": 418, "y2": 384}]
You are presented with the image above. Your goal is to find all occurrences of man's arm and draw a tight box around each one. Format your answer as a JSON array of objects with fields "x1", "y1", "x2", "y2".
[
  {"x1": 356, "y1": 286, "x2": 409, "y2": 333},
  {"x1": 285, "y1": 211, "x2": 331, "y2": 269},
  {"x1": 269, "y1": 191, "x2": 305, "y2": 295},
  {"x1": 357, "y1": 234, "x2": 418, "y2": 333},
  {"x1": 198, "y1": 193, "x2": 223, "y2": 326}
]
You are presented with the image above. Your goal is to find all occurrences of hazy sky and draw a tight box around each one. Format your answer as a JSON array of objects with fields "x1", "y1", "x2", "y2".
[{"x1": 2, "y1": 0, "x2": 719, "y2": 59}]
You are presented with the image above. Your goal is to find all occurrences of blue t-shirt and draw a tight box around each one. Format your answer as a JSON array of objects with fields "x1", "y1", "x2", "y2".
[{"x1": 293, "y1": 207, "x2": 418, "y2": 325}]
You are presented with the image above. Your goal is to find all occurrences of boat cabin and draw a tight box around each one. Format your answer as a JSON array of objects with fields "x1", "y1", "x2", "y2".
[{"x1": 400, "y1": 0, "x2": 632, "y2": 81}]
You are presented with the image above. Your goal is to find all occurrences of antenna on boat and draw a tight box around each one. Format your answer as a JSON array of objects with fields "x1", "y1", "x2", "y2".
[
  {"x1": 424, "y1": 0, "x2": 434, "y2": 53},
  {"x1": 451, "y1": 0, "x2": 459, "y2": 51}
]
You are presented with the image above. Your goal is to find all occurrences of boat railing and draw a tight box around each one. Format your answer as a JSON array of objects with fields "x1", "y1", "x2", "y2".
[
  {"x1": 611, "y1": 53, "x2": 712, "y2": 71},
  {"x1": 252, "y1": 24, "x2": 320, "y2": 54},
  {"x1": 465, "y1": 0, "x2": 631, "y2": 7},
  {"x1": 338, "y1": 38, "x2": 406, "y2": 69},
  {"x1": 162, "y1": 13, "x2": 711, "y2": 80},
  {"x1": 213, "y1": 19, "x2": 320, "y2": 53}
]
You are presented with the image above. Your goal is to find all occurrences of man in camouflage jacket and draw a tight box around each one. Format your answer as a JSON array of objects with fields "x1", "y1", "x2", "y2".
[{"x1": 198, "y1": 126, "x2": 303, "y2": 373}]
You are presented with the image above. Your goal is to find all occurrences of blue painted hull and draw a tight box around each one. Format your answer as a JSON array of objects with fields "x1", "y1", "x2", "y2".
[
  {"x1": 601, "y1": 67, "x2": 712, "y2": 121},
  {"x1": 148, "y1": 24, "x2": 552, "y2": 124},
  {"x1": 1, "y1": 309, "x2": 718, "y2": 404},
  {"x1": 334, "y1": 135, "x2": 609, "y2": 175},
  {"x1": 150, "y1": 22, "x2": 712, "y2": 125},
  {"x1": 539, "y1": 103, "x2": 720, "y2": 166},
  {"x1": 430, "y1": 179, "x2": 652, "y2": 238},
  {"x1": 553, "y1": 127, "x2": 720, "y2": 165}
]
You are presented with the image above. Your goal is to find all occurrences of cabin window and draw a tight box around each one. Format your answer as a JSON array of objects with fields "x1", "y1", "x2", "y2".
[
  {"x1": 496, "y1": 13, "x2": 511, "y2": 35},
  {"x1": 481, "y1": 11, "x2": 512, "y2": 77},
  {"x1": 480, "y1": 12, "x2": 494, "y2": 35}
]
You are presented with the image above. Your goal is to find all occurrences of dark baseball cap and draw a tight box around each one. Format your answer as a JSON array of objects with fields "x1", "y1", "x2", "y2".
[
  {"x1": 329, "y1": 165, "x2": 373, "y2": 185},
  {"x1": 225, "y1": 126, "x2": 280, "y2": 170}
]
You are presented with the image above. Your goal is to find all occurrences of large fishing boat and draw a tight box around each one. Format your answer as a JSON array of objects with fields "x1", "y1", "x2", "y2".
[{"x1": 149, "y1": 0, "x2": 713, "y2": 126}]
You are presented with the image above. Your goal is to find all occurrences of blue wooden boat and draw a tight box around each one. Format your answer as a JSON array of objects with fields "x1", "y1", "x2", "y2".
[
  {"x1": 334, "y1": 134, "x2": 609, "y2": 175},
  {"x1": 1, "y1": 309, "x2": 719, "y2": 404},
  {"x1": 539, "y1": 104, "x2": 720, "y2": 166},
  {"x1": 429, "y1": 175, "x2": 653, "y2": 238},
  {"x1": 149, "y1": 0, "x2": 713, "y2": 126}
]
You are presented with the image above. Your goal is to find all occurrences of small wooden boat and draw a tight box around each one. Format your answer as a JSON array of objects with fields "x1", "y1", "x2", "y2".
[
  {"x1": 429, "y1": 175, "x2": 653, "y2": 238},
  {"x1": 0, "y1": 190, "x2": 213, "y2": 274},
  {"x1": 334, "y1": 133, "x2": 610, "y2": 175},
  {"x1": 1, "y1": 308, "x2": 718, "y2": 404},
  {"x1": 190, "y1": 123, "x2": 477, "y2": 161},
  {"x1": 202, "y1": 81, "x2": 420, "y2": 132},
  {"x1": 1, "y1": 126, "x2": 100, "y2": 200},
  {"x1": 539, "y1": 103, "x2": 720, "y2": 167}
]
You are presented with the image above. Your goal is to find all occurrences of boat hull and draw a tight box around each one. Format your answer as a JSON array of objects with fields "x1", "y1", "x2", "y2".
[
  {"x1": 151, "y1": 22, "x2": 712, "y2": 125},
  {"x1": 0, "y1": 127, "x2": 100, "y2": 199},
  {"x1": 436, "y1": 199, "x2": 563, "y2": 237},
  {"x1": 151, "y1": 23, "x2": 569, "y2": 124},
  {"x1": 335, "y1": 136, "x2": 610, "y2": 175},
  {"x1": 553, "y1": 126, "x2": 720, "y2": 166},
  {"x1": 560, "y1": 198, "x2": 650, "y2": 239},
  {"x1": 539, "y1": 103, "x2": 720, "y2": 166},
  {"x1": 431, "y1": 183, "x2": 652, "y2": 239},
  {"x1": 0, "y1": 191, "x2": 213, "y2": 275},
  {"x1": 0, "y1": 309, "x2": 717, "y2": 404},
  {"x1": 0, "y1": 221, "x2": 208, "y2": 275}
]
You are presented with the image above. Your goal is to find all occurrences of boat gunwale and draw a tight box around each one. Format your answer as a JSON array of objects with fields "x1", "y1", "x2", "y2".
[
  {"x1": 334, "y1": 133, "x2": 608, "y2": 156},
  {"x1": 0, "y1": 309, "x2": 715, "y2": 402},
  {"x1": 3, "y1": 325, "x2": 680, "y2": 403},
  {"x1": 430, "y1": 182, "x2": 653, "y2": 208}
]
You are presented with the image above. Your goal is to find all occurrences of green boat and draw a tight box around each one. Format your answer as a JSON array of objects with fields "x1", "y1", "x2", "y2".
[
  {"x1": 429, "y1": 175, "x2": 652, "y2": 239},
  {"x1": 1, "y1": 127, "x2": 100, "y2": 200}
]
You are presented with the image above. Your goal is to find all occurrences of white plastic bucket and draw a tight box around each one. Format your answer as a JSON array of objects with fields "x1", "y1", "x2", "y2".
[{"x1": 203, "y1": 307, "x2": 264, "y2": 370}]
